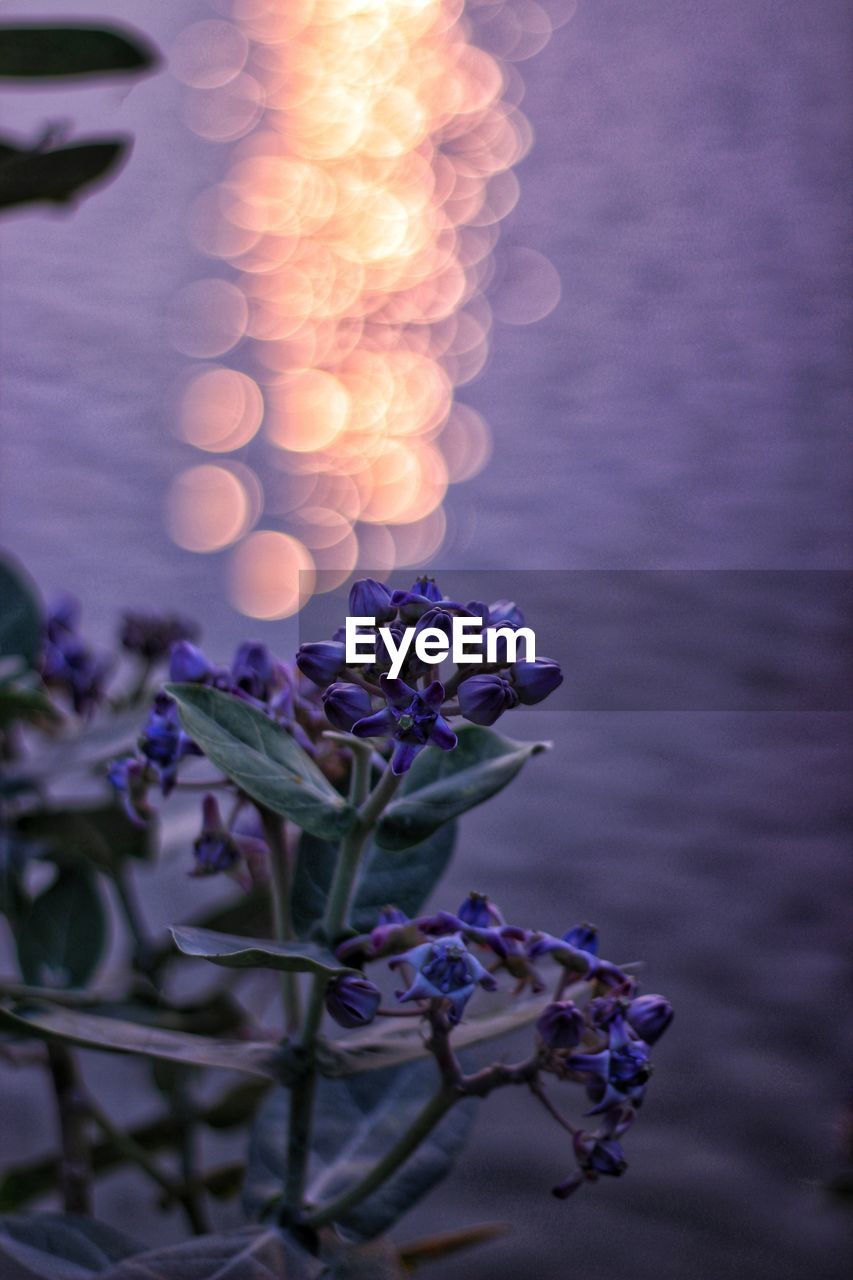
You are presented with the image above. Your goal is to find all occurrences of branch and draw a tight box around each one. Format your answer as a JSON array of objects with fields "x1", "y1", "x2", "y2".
[{"x1": 45, "y1": 1043, "x2": 92, "y2": 1214}]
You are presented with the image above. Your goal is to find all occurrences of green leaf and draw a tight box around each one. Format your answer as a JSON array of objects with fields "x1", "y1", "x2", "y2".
[
  {"x1": 319, "y1": 987, "x2": 578, "y2": 1077},
  {"x1": 16, "y1": 868, "x2": 106, "y2": 989},
  {"x1": 166, "y1": 684, "x2": 356, "y2": 840},
  {"x1": 0, "y1": 1003, "x2": 280, "y2": 1079},
  {"x1": 0, "y1": 557, "x2": 41, "y2": 669},
  {"x1": 100, "y1": 1228, "x2": 323, "y2": 1280},
  {"x1": 0, "y1": 683, "x2": 60, "y2": 729},
  {"x1": 146, "y1": 887, "x2": 272, "y2": 975},
  {"x1": 0, "y1": 141, "x2": 129, "y2": 213},
  {"x1": 292, "y1": 821, "x2": 457, "y2": 938},
  {"x1": 0, "y1": 1213, "x2": 142, "y2": 1280},
  {"x1": 16, "y1": 803, "x2": 153, "y2": 876},
  {"x1": 0, "y1": 25, "x2": 158, "y2": 79},
  {"x1": 375, "y1": 725, "x2": 549, "y2": 852},
  {"x1": 170, "y1": 926, "x2": 355, "y2": 979},
  {"x1": 245, "y1": 1062, "x2": 476, "y2": 1240}
]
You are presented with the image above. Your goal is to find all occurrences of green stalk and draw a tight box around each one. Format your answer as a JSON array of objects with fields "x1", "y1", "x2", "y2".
[
  {"x1": 259, "y1": 808, "x2": 300, "y2": 1035},
  {"x1": 304, "y1": 1087, "x2": 455, "y2": 1228},
  {"x1": 321, "y1": 760, "x2": 400, "y2": 945}
]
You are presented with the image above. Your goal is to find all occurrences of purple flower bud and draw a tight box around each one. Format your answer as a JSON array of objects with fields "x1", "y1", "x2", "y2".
[
  {"x1": 296, "y1": 641, "x2": 347, "y2": 689},
  {"x1": 510, "y1": 657, "x2": 563, "y2": 705},
  {"x1": 457, "y1": 891, "x2": 502, "y2": 929},
  {"x1": 488, "y1": 599, "x2": 525, "y2": 628},
  {"x1": 232, "y1": 642, "x2": 274, "y2": 701},
  {"x1": 573, "y1": 1131, "x2": 627, "y2": 1179},
  {"x1": 537, "y1": 1000, "x2": 585, "y2": 1050},
  {"x1": 457, "y1": 673, "x2": 519, "y2": 725},
  {"x1": 138, "y1": 693, "x2": 198, "y2": 795},
  {"x1": 411, "y1": 575, "x2": 443, "y2": 602},
  {"x1": 626, "y1": 994, "x2": 673, "y2": 1045},
  {"x1": 107, "y1": 756, "x2": 150, "y2": 826},
  {"x1": 349, "y1": 578, "x2": 397, "y2": 624},
  {"x1": 120, "y1": 612, "x2": 198, "y2": 662},
  {"x1": 191, "y1": 794, "x2": 239, "y2": 876},
  {"x1": 325, "y1": 974, "x2": 382, "y2": 1028},
  {"x1": 562, "y1": 923, "x2": 599, "y2": 956},
  {"x1": 322, "y1": 681, "x2": 374, "y2": 732},
  {"x1": 169, "y1": 641, "x2": 212, "y2": 684}
]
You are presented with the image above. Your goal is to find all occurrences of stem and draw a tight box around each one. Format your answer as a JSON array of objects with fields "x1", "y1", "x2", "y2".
[
  {"x1": 46, "y1": 1044, "x2": 92, "y2": 1214},
  {"x1": 259, "y1": 808, "x2": 300, "y2": 1035},
  {"x1": 321, "y1": 761, "x2": 400, "y2": 946},
  {"x1": 85, "y1": 1096, "x2": 183, "y2": 1203},
  {"x1": 113, "y1": 865, "x2": 157, "y2": 980},
  {"x1": 304, "y1": 1087, "x2": 455, "y2": 1228}
]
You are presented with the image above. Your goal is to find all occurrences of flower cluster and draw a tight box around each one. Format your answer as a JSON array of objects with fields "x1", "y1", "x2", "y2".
[
  {"x1": 39, "y1": 596, "x2": 113, "y2": 716},
  {"x1": 334, "y1": 892, "x2": 673, "y2": 1201},
  {"x1": 297, "y1": 576, "x2": 563, "y2": 774}
]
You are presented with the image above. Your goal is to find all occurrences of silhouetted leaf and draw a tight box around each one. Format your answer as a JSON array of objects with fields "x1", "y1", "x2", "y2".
[
  {"x1": 0, "y1": 556, "x2": 41, "y2": 668},
  {"x1": 0, "y1": 1003, "x2": 280, "y2": 1079},
  {"x1": 375, "y1": 725, "x2": 549, "y2": 851},
  {"x1": 0, "y1": 1212, "x2": 141, "y2": 1280},
  {"x1": 100, "y1": 1228, "x2": 323, "y2": 1280},
  {"x1": 171, "y1": 926, "x2": 355, "y2": 979},
  {"x1": 292, "y1": 821, "x2": 457, "y2": 938},
  {"x1": 0, "y1": 25, "x2": 158, "y2": 79},
  {"x1": 0, "y1": 683, "x2": 60, "y2": 729},
  {"x1": 16, "y1": 803, "x2": 153, "y2": 875},
  {"x1": 0, "y1": 140, "x2": 129, "y2": 212},
  {"x1": 167, "y1": 684, "x2": 356, "y2": 840},
  {"x1": 16, "y1": 868, "x2": 106, "y2": 988}
]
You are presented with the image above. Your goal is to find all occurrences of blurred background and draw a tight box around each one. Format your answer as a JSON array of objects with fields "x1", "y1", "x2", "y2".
[{"x1": 1, "y1": 1, "x2": 850, "y2": 1277}]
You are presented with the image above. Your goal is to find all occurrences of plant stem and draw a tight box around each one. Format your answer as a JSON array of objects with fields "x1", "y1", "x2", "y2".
[
  {"x1": 321, "y1": 761, "x2": 400, "y2": 946},
  {"x1": 259, "y1": 807, "x2": 300, "y2": 1035},
  {"x1": 304, "y1": 1087, "x2": 455, "y2": 1228},
  {"x1": 113, "y1": 864, "x2": 157, "y2": 980},
  {"x1": 45, "y1": 1043, "x2": 92, "y2": 1215}
]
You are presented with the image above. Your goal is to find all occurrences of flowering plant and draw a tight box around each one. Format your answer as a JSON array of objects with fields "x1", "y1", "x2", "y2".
[{"x1": 0, "y1": 555, "x2": 672, "y2": 1277}]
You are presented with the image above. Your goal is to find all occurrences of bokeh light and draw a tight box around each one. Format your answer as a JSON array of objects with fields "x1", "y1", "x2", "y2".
[{"x1": 169, "y1": 1, "x2": 565, "y2": 613}]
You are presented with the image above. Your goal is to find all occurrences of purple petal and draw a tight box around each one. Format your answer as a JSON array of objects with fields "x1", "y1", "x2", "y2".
[
  {"x1": 428, "y1": 717, "x2": 457, "y2": 751},
  {"x1": 379, "y1": 674, "x2": 416, "y2": 707},
  {"x1": 352, "y1": 708, "x2": 395, "y2": 738},
  {"x1": 421, "y1": 680, "x2": 446, "y2": 708},
  {"x1": 391, "y1": 740, "x2": 421, "y2": 774}
]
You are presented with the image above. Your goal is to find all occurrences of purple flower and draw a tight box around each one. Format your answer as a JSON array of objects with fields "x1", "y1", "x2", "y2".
[
  {"x1": 391, "y1": 933, "x2": 497, "y2": 1023},
  {"x1": 352, "y1": 674, "x2": 457, "y2": 775},
  {"x1": 295, "y1": 641, "x2": 347, "y2": 689},
  {"x1": 510, "y1": 657, "x2": 563, "y2": 705},
  {"x1": 526, "y1": 931, "x2": 594, "y2": 975},
  {"x1": 325, "y1": 974, "x2": 382, "y2": 1028},
  {"x1": 537, "y1": 1000, "x2": 585, "y2": 1050},
  {"x1": 191, "y1": 795, "x2": 239, "y2": 876},
  {"x1": 573, "y1": 1131, "x2": 628, "y2": 1179},
  {"x1": 169, "y1": 641, "x2": 213, "y2": 684},
  {"x1": 488, "y1": 599, "x2": 525, "y2": 628},
  {"x1": 457, "y1": 673, "x2": 519, "y2": 725},
  {"x1": 562, "y1": 923, "x2": 599, "y2": 956},
  {"x1": 349, "y1": 578, "x2": 397, "y2": 624},
  {"x1": 107, "y1": 756, "x2": 150, "y2": 827},
  {"x1": 120, "y1": 612, "x2": 198, "y2": 663},
  {"x1": 626, "y1": 994, "x2": 673, "y2": 1045},
  {"x1": 41, "y1": 598, "x2": 111, "y2": 716},
  {"x1": 322, "y1": 681, "x2": 374, "y2": 732},
  {"x1": 138, "y1": 692, "x2": 198, "y2": 794},
  {"x1": 231, "y1": 642, "x2": 274, "y2": 701},
  {"x1": 457, "y1": 891, "x2": 503, "y2": 929},
  {"x1": 411, "y1": 575, "x2": 443, "y2": 603}
]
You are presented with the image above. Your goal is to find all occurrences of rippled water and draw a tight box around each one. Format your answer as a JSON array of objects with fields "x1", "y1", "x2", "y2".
[{"x1": 1, "y1": 2, "x2": 850, "y2": 1277}]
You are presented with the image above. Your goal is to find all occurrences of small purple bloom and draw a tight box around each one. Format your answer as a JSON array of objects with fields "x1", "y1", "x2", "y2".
[
  {"x1": 626, "y1": 994, "x2": 673, "y2": 1045},
  {"x1": 537, "y1": 1000, "x2": 585, "y2": 1050},
  {"x1": 457, "y1": 673, "x2": 519, "y2": 725},
  {"x1": 510, "y1": 657, "x2": 563, "y2": 705},
  {"x1": 573, "y1": 1131, "x2": 628, "y2": 1179},
  {"x1": 322, "y1": 681, "x2": 374, "y2": 732},
  {"x1": 349, "y1": 578, "x2": 397, "y2": 624},
  {"x1": 191, "y1": 794, "x2": 239, "y2": 876},
  {"x1": 296, "y1": 641, "x2": 347, "y2": 689},
  {"x1": 325, "y1": 974, "x2": 382, "y2": 1028},
  {"x1": 138, "y1": 693, "x2": 198, "y2": 794},
  {"x1": 107, "y1": 756, "x2": 150, "y2": 826},
  {"x1": 457, "y1": 891, "x2": 503, "y2": 929},
  {"x1": 169, "y1": 641, "x2": 212, "y2": 684},
  {"x1": 231, "y1": 642, "x2": 274, "y2": 701},
  {"x1": 352, "y1": 674, "x2": 457, "y2": 775},
  {"x1": 411, "y1": 576, "x2": 443, "y2": 603},
  {"x1": 391, "y1": 933, "x2": 497, "y2": 1023},
  {"x1": 562, "y1": 923, "x2": 599, "y2": 956}
]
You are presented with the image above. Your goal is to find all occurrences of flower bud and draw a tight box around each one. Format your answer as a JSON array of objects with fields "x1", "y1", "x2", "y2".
[
  {"x1": 120, "y1": 612, "x2": 197, "y2": 662},
  {"x1": 169, "y1": 641, "x2": 212, "y2": 684},
  {"x1": 488, "y1": 599, "x2": 525, "y2": 628},
  {"x1": 626, "y1": 994, "x2": 673, "y2": 1045},
  {"x1": 562, "y1": 923, "x2": 598, "y2": 955},
  {"x1": 232, "y1": 642, "x2": 273, "y2": 701},
  {"x1": 536, "y1": 1000, "x2": 585, "y2": 1050},
  {"x1": 510, "y1": 657, "x2": 563, "y2": 705},
  {"x1": 348, "y1": 578, "x2": 397, "y2": 624},
  {"x1": 322, "y1": 682, "x2": 374, "y2": 731},
  {"x1": 411, "y1": 575, "x2": 443, "y2": 602},
  {"x1": 458, "y1": 673, "x2": 519, "y2": 726},
  {"x1": 325, "y1": 974, "x2": 382, "y2": 1028},
  {"x1": 191, "y1": 794, "x2": 239, "y2": 876},
  {"x1": 456, "y1": 891, "x2": 504, "y2": 929},
  {"x1": 296, "y1": 641, "x2": 347, "y2": 689}
]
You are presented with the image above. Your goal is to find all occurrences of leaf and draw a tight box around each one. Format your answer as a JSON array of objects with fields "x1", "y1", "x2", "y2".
[
  {"x1": 0, "y1": 1212, "x2": 142, "y2": 1280},
  {"x1": 245, "y1": 1061, "x2": 477, "y2": 1240},
  {"x1": 147, "y1": 887, "x2": 272, "y2": 975},
  {"x1": 319, "y1": 987, "x2": 578, "y2": 1077},
  {"x1": 375, "y1": 725, "x2": 549, "y2": 852},
  {"x1": 16, "y1": 803, "x2": 153, "y2": 875},
  {"x1": 0, "y1": 25, "x2": 158, "y2": 79},
  {"x1": 100, "y1": 1228, "x2": 323, "y2": 1280},
  {"x1": 0, "y1": 556, "x2": 41, "y2": 669},
  {"x1": 171, "y1": 926, "x2": 355, "y2": 979},
  {"x1": 292, "y1": 822, "x2": 457, "y2": 938},
  {"x1": 16, "y1": 868, "x2": 106, "y2": 988},
  {"x1": 0, "y1": 682, "x2": 60, "y2": 730},
  {"x1": 166, "y1": 684, "x2": 356, "y2": 840},
  {"x1": 0, "y1": 141, "x2": 130, "y2": 212},
  {"x1": 0, "y1": 1004, "x2": 280, "y2": 1079}
]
